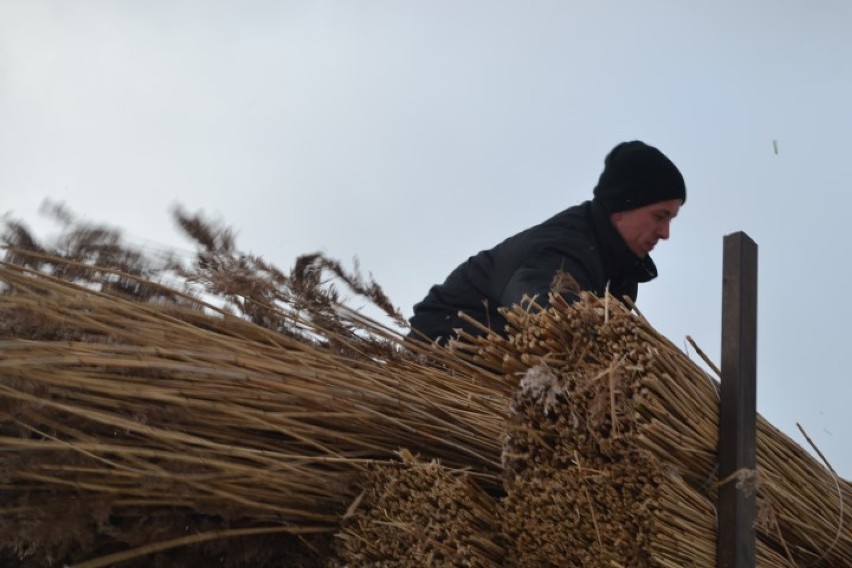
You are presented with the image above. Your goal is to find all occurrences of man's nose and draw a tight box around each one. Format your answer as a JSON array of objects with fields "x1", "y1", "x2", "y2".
[{"x1": 658, "y1": 221, "x2": 671, "y2": 240}]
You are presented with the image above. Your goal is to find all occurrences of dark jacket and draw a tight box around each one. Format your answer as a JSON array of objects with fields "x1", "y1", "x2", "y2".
[{"x1": 409, "y1": 200, "x2": 658, "y2": 342}]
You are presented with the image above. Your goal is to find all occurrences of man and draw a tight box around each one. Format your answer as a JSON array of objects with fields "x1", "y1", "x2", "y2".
[{"x1": 408, "y1": 140, "x2": 686, "y2": 344}]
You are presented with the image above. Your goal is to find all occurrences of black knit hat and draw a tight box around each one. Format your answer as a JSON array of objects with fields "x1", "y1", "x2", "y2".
[{"x1": 592, "y1": 141, "x2": 686, "y2": 213}]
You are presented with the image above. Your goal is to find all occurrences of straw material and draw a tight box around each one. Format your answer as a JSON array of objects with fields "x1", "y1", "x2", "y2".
[
  {"x1": 501, "y1": 364, "x2": 791, "y2": 567},
  {"x1": 0, "y1": 257, "x2": 508, "y2": 566},
  {"x1": 457, "y1": 292, "x2": 851, "y2": 567},
  {"x1": 1, "y1": 211, "x2": 850, "y2": 566}
]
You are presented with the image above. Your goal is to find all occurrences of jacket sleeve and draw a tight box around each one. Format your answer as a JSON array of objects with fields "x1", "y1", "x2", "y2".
[{"x1": 498, "y1": 248, "x2": 596, "y2": 310}]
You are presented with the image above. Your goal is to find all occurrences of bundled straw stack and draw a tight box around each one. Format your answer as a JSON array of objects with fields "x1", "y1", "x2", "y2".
[
  {"x1": 454, "y1": 292, "x2": 851, "y2": 567},
  {"x1": 332, "y1": 449, "x2": 504, "y2": 567},
  {"x1": 499, "y1": 365, "x2": 790, "y2": 567}
]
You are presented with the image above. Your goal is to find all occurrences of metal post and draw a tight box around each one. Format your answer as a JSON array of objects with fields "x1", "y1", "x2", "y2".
[{"x1": 717, "y1": 231, "x2": 758, "y2": 568}]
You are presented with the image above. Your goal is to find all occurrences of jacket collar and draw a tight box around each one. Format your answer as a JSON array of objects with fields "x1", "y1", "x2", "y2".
[{"x1": 589, "y1": 200, "x2": 658, "y2": 284}]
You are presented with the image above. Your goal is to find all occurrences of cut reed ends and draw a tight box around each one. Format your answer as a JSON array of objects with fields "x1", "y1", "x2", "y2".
[{"x1": 331, "y1": 450, "x2": 504, "y2": 567}]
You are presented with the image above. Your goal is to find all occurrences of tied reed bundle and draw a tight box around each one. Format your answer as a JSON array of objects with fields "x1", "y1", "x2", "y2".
[
  {"x1": 455, "y1": 292, "x2": 851, "y2": 567},
  {"x1": 332, "y1": 449, "x2": 504, "y2": 567},
  {"x1": 501, "y1": 365, "x2": 790, "y2": 567},
  {"x1": 0, "y1": 258, "x2": 512, "y2": 566},
  {"x1": 0, "y1": 210, "x2": 513, "y2": 566}
]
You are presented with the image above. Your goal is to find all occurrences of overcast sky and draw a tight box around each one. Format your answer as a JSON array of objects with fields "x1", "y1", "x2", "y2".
[{"x1": 2, "y1": 1, "x2": 850, "y2": 477}]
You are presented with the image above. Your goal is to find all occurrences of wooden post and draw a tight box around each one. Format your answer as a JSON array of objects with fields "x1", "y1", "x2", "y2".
[{"x1": 717, "y1": 232, "x2": 758, "y2": 568}]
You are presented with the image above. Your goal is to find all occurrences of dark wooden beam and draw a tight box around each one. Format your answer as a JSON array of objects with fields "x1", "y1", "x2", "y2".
[{"x1": 717, "y1": 231, "x2": 758, "y2": 568}]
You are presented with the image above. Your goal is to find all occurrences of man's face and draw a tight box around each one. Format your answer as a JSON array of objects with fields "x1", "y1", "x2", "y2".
[{"x1": 610, "y1": 198, "x2": 682, "y2": 258}]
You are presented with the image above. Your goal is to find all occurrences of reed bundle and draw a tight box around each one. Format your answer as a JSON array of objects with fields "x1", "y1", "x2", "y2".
[
  {"x1": 454, "y1": 292, "x2": 851, "y2": 567},
  {"x1": 332, "y1": 449, "x2": 504, "y2": 567},
  {"x1": 0, "y1": 258, "x2": 509, "y2": 566},
  {"x1": 500, "y1": 365, "x2": 790, "y2": 567}
]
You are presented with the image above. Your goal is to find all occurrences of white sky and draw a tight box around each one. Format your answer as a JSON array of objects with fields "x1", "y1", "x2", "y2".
[{"x1": 1, "y1": 0, "x2": 850, "y2": 477}]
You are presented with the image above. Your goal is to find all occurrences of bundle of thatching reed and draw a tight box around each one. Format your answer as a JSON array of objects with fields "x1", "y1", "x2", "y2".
[
  {"x1": 0, "y1": 213, "x2": 512, "y2": 567},
  {"x1": 454, "y1": 292, "x2": 851, "y2": 567},
  {"x1": 500, "y1": 365, "x2": 790, "y2": 567},
  {"x1": 331, "y1": 449, "x2": 504, "y2": 567}
]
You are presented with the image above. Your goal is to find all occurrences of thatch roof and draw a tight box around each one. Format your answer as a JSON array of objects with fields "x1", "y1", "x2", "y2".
[{"x1": 1, "y1": 209, "x2": 848, "y2": 566}]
